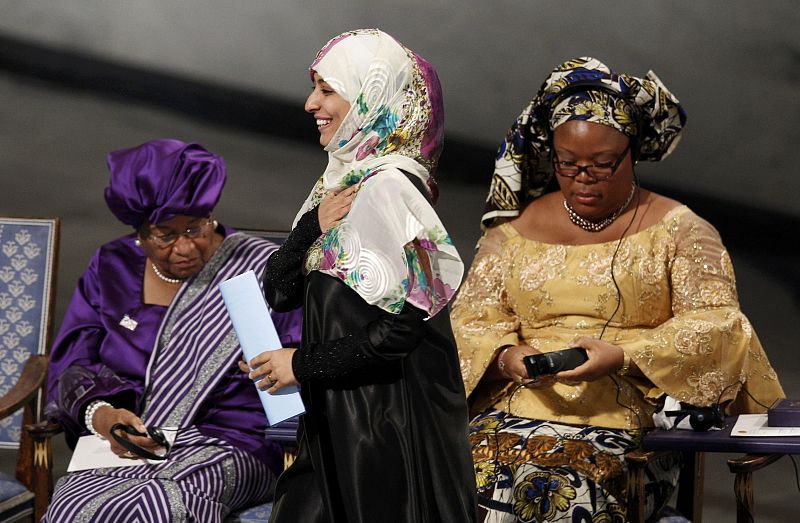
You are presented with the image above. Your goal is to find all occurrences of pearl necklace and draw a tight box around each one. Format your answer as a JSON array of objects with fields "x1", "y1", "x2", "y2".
[
  {"x1": 151, "y1": 262, "x2": 184, "y2": 284},
  {"x1": 564, "y1": 183, "x2": 637, "y2": 232}
]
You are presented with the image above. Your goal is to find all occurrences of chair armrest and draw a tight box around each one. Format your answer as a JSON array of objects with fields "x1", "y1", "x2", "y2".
[
  {"x1": 626, "y1": 449, "x2": 693, "y2": 523},
  {"x1": 727, "y1": 453, "x2": 782, "y2": 474},
  {"x1": 264, "y1": 417, "x2": 299, "y2": 443},
  {"x1": 626, "y1": 448, "x2": 704, "y2": 523},
  {"x1": 26, "y1": 420, "x2": 63, "y2": 440},
  {"x1": 625, "y1": 448, "x2": 660, "y2": 465},
  {"x1": 625, "y1": 449, "x2": 655, "y2": 523},
  {"x1": 0, "y1": 355, "x2": 48, "y2": 418}
]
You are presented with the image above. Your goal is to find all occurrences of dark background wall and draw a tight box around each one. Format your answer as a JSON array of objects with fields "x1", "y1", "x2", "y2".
[{"x1": 2, "y1": 1, "x2": 799, "y2": 213}]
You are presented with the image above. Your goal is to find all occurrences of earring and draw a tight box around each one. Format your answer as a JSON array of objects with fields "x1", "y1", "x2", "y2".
[
  {"x1": 134, "y1": 238, "x2": 142, "y2": 247},
  {"x1": 212, "y1": 219, "x2": 219, "y2": 229}
]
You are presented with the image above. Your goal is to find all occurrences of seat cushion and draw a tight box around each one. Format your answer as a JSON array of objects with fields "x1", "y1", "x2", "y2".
[
  {"x1": 226, "y1": 501, "x2": 273, "y2": 522},
  {"x1": 0, "y1": 471, "x2": 34, "y2": 522}
]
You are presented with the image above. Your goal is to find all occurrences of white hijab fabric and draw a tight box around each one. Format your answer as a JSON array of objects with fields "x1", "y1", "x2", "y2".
[{"x1": 294, "y1": 29, "x2": 462, "y2": 316}]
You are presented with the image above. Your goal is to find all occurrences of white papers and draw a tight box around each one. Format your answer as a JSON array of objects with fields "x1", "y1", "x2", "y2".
[
  {"x1": 67, "y1": 429, "x2": 178, "y2": 472},
  {"x1": 731, "y1": 414, "x2": 800, "y2": 437},
  {"x1": 219, "y1": 270, "x2": 305, "y2": 426}
]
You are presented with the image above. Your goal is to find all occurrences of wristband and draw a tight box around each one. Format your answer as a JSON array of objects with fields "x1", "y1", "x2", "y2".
[
  {"x1": 84, "y1": 400, "x2": 113, "y2": 439},
  {"x1": 496, "y1": 346, "x2": 513, "y2": 376},
  {"x1": 617, "y1": 350, "x2": 631, "y2": 376}
]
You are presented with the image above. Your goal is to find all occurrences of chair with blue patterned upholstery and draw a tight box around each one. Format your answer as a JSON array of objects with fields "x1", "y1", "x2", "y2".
[
  {"x1": 0, "y1": 217, "x2": 59, "y2": 522},
  {"x1": 226, "y1": 417, "x2": 298, "y2": 523}
]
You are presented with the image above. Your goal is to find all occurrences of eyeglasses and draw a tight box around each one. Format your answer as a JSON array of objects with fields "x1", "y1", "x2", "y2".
[
  {"x1": 552, "y1": 144, "x2": 630, "y2": 181},
  {"x1": 146, "y1": 219, "x2": 214, "y2": 248}
]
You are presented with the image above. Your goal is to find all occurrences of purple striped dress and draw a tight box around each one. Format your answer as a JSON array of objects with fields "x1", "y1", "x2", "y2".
[{"x1": 44, "y1": 231, "x2": 302, "y2": 522}]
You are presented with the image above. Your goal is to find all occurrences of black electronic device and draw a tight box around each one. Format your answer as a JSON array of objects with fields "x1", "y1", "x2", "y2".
[
  {"x1": 664, "y1": 405, "x2": 725, "y2": 432},
  {"x1": 109, "y1": 423, "x2": 171, "y2": 460},
  {"x1": 523, "y1": 347, "x2": 589, "y2": 379},
  {"x1": 767, "y1": 398, "x2": 800, "y2": 427}
]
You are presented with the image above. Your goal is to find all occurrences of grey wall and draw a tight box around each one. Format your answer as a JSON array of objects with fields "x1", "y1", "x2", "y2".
[{"x1": 1, "y1": 1, "x2": 798, "y2": 216}]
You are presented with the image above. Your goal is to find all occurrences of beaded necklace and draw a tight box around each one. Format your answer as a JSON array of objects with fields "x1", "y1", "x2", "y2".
[
  {"x1": 151, "y1": 262, "x2": 183, "y2": 284},
  {"x1": 563, "y1": 182, "x2": 637, "y2": 232}
]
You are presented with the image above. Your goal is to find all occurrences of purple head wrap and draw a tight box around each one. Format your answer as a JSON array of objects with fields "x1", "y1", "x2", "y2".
[{"x1": 103, "y1": 139, "x2": 226, "y2": 228}]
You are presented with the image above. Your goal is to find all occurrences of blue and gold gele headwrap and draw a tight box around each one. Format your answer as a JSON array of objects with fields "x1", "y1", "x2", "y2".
[{"x1": 482, "y1": 56, "x2": 687, "y2": 228}]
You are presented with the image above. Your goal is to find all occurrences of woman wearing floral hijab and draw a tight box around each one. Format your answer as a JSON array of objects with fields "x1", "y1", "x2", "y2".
[
  {"x1": 452, "y1": 57, "x2": 783, "y2": 521},
  {"x1": 243, "y1": 29, "x2": 477, "y2": 522}
]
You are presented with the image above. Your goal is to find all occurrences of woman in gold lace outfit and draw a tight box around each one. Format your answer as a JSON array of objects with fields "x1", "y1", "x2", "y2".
[{"x1": 451, "y1": 57, "x2": 784, "y2": 522}]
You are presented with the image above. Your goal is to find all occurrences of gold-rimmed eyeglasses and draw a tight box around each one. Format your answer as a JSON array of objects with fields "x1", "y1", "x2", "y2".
[
  {"x1": 146, "y1": 218, "x2": 214, "y2": 248},
  {"x1": 552, "y1": 143, "x2": 630, "y2": 182}
]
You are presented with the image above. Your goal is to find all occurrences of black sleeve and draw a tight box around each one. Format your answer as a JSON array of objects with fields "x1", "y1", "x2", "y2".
[
  {"x1": 292, "y1": 304, "x2": 427, "y2": 383},
  {"x1": 263, "y1": 207, "x2": 322, "y2": 311}
]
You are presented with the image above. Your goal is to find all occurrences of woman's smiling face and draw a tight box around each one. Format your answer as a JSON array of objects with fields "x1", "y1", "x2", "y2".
[{"x1": 305, "y1": 72, "x2": 351, "y2": 148}]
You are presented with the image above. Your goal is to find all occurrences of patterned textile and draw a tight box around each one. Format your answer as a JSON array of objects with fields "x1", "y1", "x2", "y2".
[
  {"x1": 142, "y1": 234, "x2": 269, "y2": 428},
  {"x1": 0, "y1": 471, "x2": 34, "y2": 523},
  {"x1": 549, "y1": 89, "x2": 637, "y2": 137},
  {"x1": 45, "y1": 428, "x2": 273, "y2": 523},
  {"x1": 469, "y1": 410, "x2": 680, "y2": 522},
  {"x1": 0, "y1": 218, "x2": 57, "y2": 447},
  {"x1": 452, "y1": 206, "x2": 784, "y2": 429},
  {"x1": 294, "y1": 28, "x2": 463, "y2": 316},
  {"x1": 483, "y1": 56, "x2": 687, "y2": 228},
  {"x1": 226, "y1": 500, "x2": 272, "y2": 522}
]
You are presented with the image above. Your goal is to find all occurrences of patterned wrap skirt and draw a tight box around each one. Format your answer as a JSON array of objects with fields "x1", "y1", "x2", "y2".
[
  {"x1": 43, "y1": 428, "x2": 274, "y2": 523},
  {"x1": 470, "y1": 410, "x2": 680, "y2": 522}
]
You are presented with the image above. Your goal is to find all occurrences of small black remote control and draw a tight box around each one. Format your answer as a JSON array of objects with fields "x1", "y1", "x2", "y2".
[{"x1": 523, "y1": 347, "x2": 589, "y2": 379}]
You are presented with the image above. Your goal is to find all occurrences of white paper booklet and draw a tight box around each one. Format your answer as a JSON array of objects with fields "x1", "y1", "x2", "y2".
[
  {"x1": 219, "y1": 270, "x2": 305, "y2": 426},
  {"x1": 731, "y1": 414, "x2": 800, "y2": 437},
  {"x1": 67, "y1": 429, "x2": 178, "y2": 472}
]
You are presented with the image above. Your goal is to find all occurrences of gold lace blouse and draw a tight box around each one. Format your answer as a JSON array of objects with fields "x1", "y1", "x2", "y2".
[{"x1": 452, "y1": 205, "x2": 784, "y2": 429}]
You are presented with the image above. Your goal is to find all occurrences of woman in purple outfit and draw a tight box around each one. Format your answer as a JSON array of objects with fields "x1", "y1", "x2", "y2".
[{"x1": 43, "y1": 139, "x2": 302, "y2": 522}]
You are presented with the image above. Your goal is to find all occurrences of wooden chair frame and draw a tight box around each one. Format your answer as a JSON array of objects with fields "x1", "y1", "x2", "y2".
[
  {"x1": 0, "y1": 216, "x2": 60, "y2": 522},
  {"x1": 626, "y1": 416, "x2": 793, "y2": 523},
  {"x1": 626, "y1": 449, "x2": 704, "y2": 523}
]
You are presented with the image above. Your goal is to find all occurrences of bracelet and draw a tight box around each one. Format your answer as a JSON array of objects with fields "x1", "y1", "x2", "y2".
[
  {"x1": 617, "y1": 350, "x2": 631, "y2": 376},
  {"x1": 496, "y1": 346, "x2": 513, "y2": 376},
  {"x1": 84, "y1": 400, "x2": 113, "y2": 438}
]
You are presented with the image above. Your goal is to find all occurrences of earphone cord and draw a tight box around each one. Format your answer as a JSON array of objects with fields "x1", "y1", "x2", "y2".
[
  {"x1": 602, "y1": 176, "x2": 645, "y2": 441},
  {"x1": 730, "y1": 455, "x2": 799, "y2": 523},
  {"x1": 489, "y1": 177, "x2": 645, "y2": 469},
  {"x1": 733, "y1": 453, "x2": 800, "y2": 523},
  {"x1": 598, "y1": 175, "x2": 639, "y2": 341}
]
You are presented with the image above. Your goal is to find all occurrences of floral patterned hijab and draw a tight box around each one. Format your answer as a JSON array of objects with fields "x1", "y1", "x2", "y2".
[
  {"x1": 483, "y1": 56, "x2": 687, "y2": 227},
  {"x1": 294, "y1": 29, "x2": 463, "y2": 316}
]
